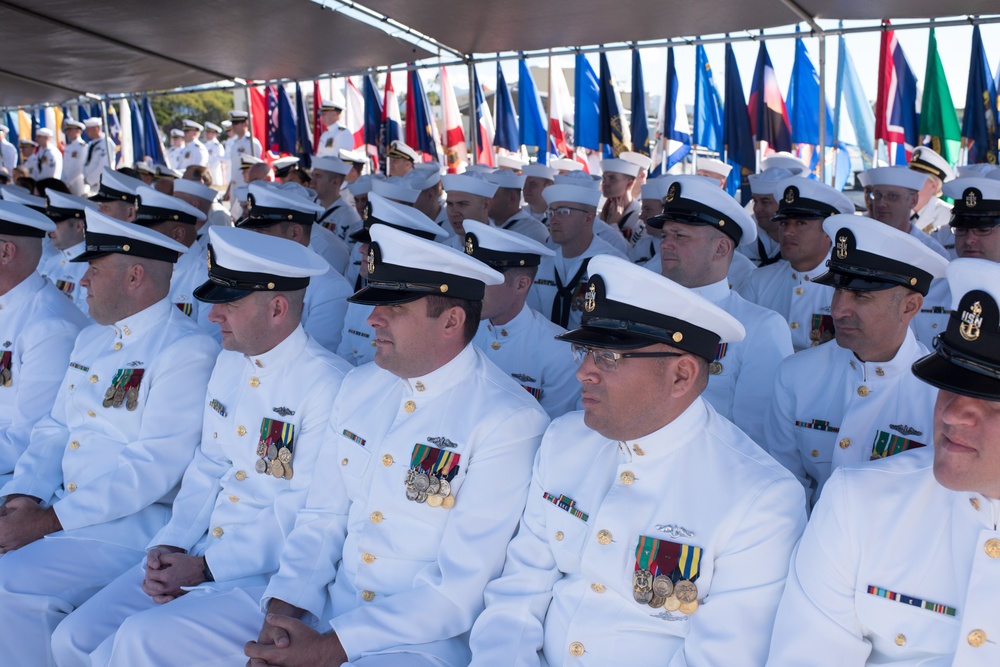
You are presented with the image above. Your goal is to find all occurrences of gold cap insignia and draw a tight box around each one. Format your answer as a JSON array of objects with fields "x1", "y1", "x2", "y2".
[
  {"x1": 836, "y1": 235, "x2": 848, "y2": 260},
  {"x1": 584, "y1": 283, "x2": 597, "y2": 312},
  {"x1": 784, "y1": 186, "x2": 797, "y2": 204},
  {"x1": 367, "y1": 247, "x2": 376, "y2": 275},
  {"x1": 465, "y1": 236, "x2": 474, "y2": 256},
  {"x1": 960, "y1": 301, "x2": 984, "y2": 342},
  {"x1": 965, "y1": 189, "x2": 979, "y2": 209},
  {"x1": 665, "y1": 182, "x2": 679, "y2": 203},
  {"x1": 362, "y1": 201, "x2": 371, "y2": 221}
]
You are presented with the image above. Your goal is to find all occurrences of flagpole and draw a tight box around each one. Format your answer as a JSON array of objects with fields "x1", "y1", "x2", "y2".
[
  {"x1": 245, "y1": 85, "x2": 256, "y2": 154},
  {"x1": 467, "y1": 59, "x2": 478, "y2": 166},
  {"x1": 818, "y1": 32, "x2": 827, "y2": 183},
  {"x1": 545, "y1": 49, "x2": 554, "y2": 164},
  {"x1": 100, "y1": 97, "x2": 113, "y2": 169}
]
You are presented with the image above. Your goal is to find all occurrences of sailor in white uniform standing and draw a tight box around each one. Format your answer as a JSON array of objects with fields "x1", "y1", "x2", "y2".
[
  {"x1": 315, "y1": 97, "x2": 354, "y2": 158},
  {"x1": 61, "y1": 120, "x2": 89, "y2": 195}
]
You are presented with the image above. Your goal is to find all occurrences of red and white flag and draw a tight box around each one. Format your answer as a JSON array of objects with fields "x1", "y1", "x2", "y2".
[
  {"x1": 345, "y1": 77, "x2": 365, "y2": 149},
  {"x1": 549, "y1": 62, "x2": 572, "y2": 159},
  {"x1": 440, "y1": 67, "x2": 468, "y2": 173}
]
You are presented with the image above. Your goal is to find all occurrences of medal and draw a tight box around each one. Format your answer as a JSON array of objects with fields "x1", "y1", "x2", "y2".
[
  {"x1": 278, "y1": 446, "x2": 292, "y2": 463},
  {"x1": 648, "y1": 594, "x2": 666, "y2": 608},
  {"x1": 662, "y1": 595, "x2": 681, "y2": 611},
  {"x1": 270, "y1": 459, "x2": 285, "y2": 478},
  {"x1": 674, "y1": 579, "x2": 698, "y2": 603},
  {"x1": 112, "y1": 385, "x2": 126, "y2": 408},
  {"x1": 104, "y1": 385, "x2": 117, "y2": 401},
  {"x1": 652, "y1": 575, "x2": 673, "y2": 598},
  {"x1": 633, "y1": 588, "x2": 653, "y2": 604},
  {"x1": 405, "y1": 487, "x2": 419, "y2": 501},
  {"x1": 678, "y1": 600, "x2": 699, "y2": 614},
  {"x1": 404, "y1": 468, "x2": 416, "y2": 487},
  {"x1": 283, "y1": 463, "x2": 293, "y2": 480},
  {"x1": 413, "y1": 472, "x2": 430, "y2": 492},
  {"x1": 441, "y1": 494, "x2": 455, "y2": 509},
  {"x1": 267, "y1": 444, "x2": 279, "y2": 460},
  {"x1": 438, "y1": 478, "x2": 451, "y2": 497},
  {"x1": 414, "y1": 491, "x2": 428, "y2": 504},
  {"x1": 708, "y1": 361, "x2": 723, "y2": 375},
  {"x1": 255, "y1": 459, "x2": 267, "y2": 474},
  {"x1": 427, "y1": 475, "x2": 441, "y2": 495},
  {"x1": 426, "y1": 494, "x2": 444, "y2": 507},
  {"x1": 256, "y1": 442, "x2": 267, "y2": 457},
  {"x1": 632, "y1": 569, "x2": 653, "y2": 594}
]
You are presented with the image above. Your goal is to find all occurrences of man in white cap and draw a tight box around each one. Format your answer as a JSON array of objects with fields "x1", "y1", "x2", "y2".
[
  {"x1": 244, "y1": 223, "x2": 550, "y2": 667},
  {"x1": 465, "y1": 221, "x2": 578, "y2": 418},
  {"x1": 90, "y1": 168, "x2": 143, "y2": 222},
  {"x1": 203, "y1": 121, "x2": 227, "y2": 187},
  {"x1": 61, "y1": 120, "x2": 88, "y2": 195},
  {"x1": 442, "y1": 171, "x2": 498, "y2": 247},
  {"x1": 173, "y1": 176, "x2": 225, "y2": 247},
  {"x1": 51, "y1": 226, "x2": 353, "y2": 667},
  {"x1": 180, "y1": 121, "x2": 208, "y2": 170},
  {"x1": 496, "y1": 154, "x2": 525, "y2": 172},
  {"x1": 647, "y1": 175, "x2": 792, "y2": 447},
  {"x1": 237, "y1": 182, "x2": 353, "y2": 352},
  {"x1": 337, "y1": 193, "x2": 448, "y2": 365},
  {"x1": 598, "y1": 158, "x2": 644, "y2": 247},
  {"x1": 316, "y1": 96, "x2": 353, "y2": 158},
  {"x1": 866, "y1": 166, "x2": 949, "y2": 259},
  {"x1": 550, "y1": 157, "x2": 583, "y2": 174},
  {"x1": 620, "y1": 150, "x2": 653, "y2": 200},
  {"x1": 766, "y1": 215, "x2": 948, "y2": 508},
  {"x1": 485, "y1": 169, "x2": 550, "y2": 244},
  {"x1": 521, "y1": 162, "x2": 556, "y2": 222},
  {"x1": 18, "y1": 140, "x2": 38, "y2": 179},
  {"x1": 741, "y1": 167, "x2": 795, "y2": 267},
  {"x1": 909, "y1": 146, "x2": 955, "y2": 235},
  {"x1": 313, "y1": 156, "x2": 363, "y2": 242},
  {"x1": 271, "y1": 181, "x2": 352, "y2": 276},
  {"x1": 740, "y1": 178, "x2": 855, "y2": 351},
  {"x1": 31, "y1": 129, "x2": 61, "y2": 180},
  {"x1": 40, "y1": 191, "x2": 96, "y2": 316},
  {"x1": 405, "y1": 162, "x2": 454, "y2": 240},
  {"x1": 554, "y1": 171, "x2": 630, "y2": 256},
  {"x1": 0, "y1": 208, "x2": 219, "y2": 666},
  {"x1": 0, "y1": 201, "x2": 89, "y2": 488},
  {"x1": 347, "y1": 174, "x2": 373, "y2": 221},
  {"x1": 695, "y1": 156, "x2": 732, "y2": 188},
  {"x1": 0, "y1": 125, "x2": 15, "y2": 175},
  {"x1": 528, "y1": 179, "x2": 627, "y2": 330},
  {"x1": 629, "y1": 176, "x2": 668, "y2": 265},
  {"x1": 469, "y1": 254, "x2": 806, "y2": 666},
  {"x1": 166, "y1": 129, "x2": 186, "y2": 170},
  {"x1": 767, "y1": 257, "x2": 1000, "y2": 667},
  {"x1": 82, "y1": 118, "x2": 111, "y2": 190},
  {"x1": 387, "y1": 139, "x2": 419, "y2": 177},
  {"x1": 271, "y1": 157, "x2": 300, "y2": 184},
  {"x1": 226, "y1": 111, "x2": 263, "y2": 195},
  {"x1": 760, "y1": 151, "x2": 809, "y2": 176}
]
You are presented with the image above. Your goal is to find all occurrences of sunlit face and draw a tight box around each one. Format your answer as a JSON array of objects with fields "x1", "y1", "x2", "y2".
[
  {"x1": 47, "y1": 218, "x2": 85, "y2": 250},
  {"x1": 933, "y1": 389, "x2": 1000, "y2": 498},
  {"x1": 80, "y1": 254, "x2": 129, "y2": 325},
  {"x1": 522, "y1": 176, "x2": 551, "y2": 210},
  {"x1": 778, "y1": 217, "x2": 830, "y2": 270},
  {"x1": 207, "y1": 292, "x2": 274, "y2": 354},
  {"x1": 658, "y1": 222, "x2": 723, "y2": 288},
  {"x1": 546, "y1": 203, "x2": 593, "y2": 247},
  {"x1": 870, "y1": 185, "x2": 918, "y2": 231},
  {"x1": 601, "y1": 172, "x2": 633, "y2": 199},
  {"x1": 446, "y1": 191, "x2": 488, "y2": 234},
  {"x1": 751, "y1": 193, "x2": 780, "y2": 238},
  {"x1": 367, "y1": 298, "x2": 447, "y2": 378},
  {"x1": 830, "y1": 287, "x2": 911, "y2": 361},
  {"x1": 955, "y1": 225, "x2": 1000, "y2": 263}
]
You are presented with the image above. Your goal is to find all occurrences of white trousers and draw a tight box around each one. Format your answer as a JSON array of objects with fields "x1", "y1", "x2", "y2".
[{"x1": 0, "y1": 536, "x2": 142, "y2": 667}]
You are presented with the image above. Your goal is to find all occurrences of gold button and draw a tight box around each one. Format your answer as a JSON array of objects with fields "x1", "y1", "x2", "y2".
[
  {"x1": 212, "y1": 527, "x2": 224, "y2": 538},
  {"x1": 839, "y1": 438, "x2": 851, "y2": 449},
  {"x1": 113, "y1": 342, "x2": 122, "y2": 351},
  {"x1": 875, "y1": 367, "x2": 885, "y2": 377},
  {"x1": 362, "y1": 552, "x2": 376, "y2": 564},
  {"x1": 68, "y1": 385, "x2": 74, "y2": 390},
  {"x1": 87, "y1": 410, "x2": 96, "y2": 417},
  {"x1": 361, "y1": 590, "x2": 375, "y2": 602},
  {"x1": 596, "y1": 529, "x2": 612, "y2": 545},
  {"x1": 213, "y1": 432, "x2": 218, "y2": 439},
  {"x1": 803, "y1": 275, "x2": 811, "y2": 281},
  {"x1": 236, "y1": 425, "x2": 246, "y2": 436},
  {"x1": 932, "y1": 323, "x2": 938, "y2": 329},
  {"x1": 370, "y1": 340, "x2": 376, "y2": 346},
  {"x1": 790, "y1": 322, "x2": 799, "y2": 330},
  {"x1": 619, "y1": 471, "x2": 635, "y2": 485},
  {"x1": 491, "y1": 341, "x2": 500, "y2": 350},
  {"x1": 235, "y1": 470, "x2": 247, "y2": 481},
  {"x1": 985, "y1": 538, "x2": 1000, "y2": 559},
  {"x1": 229, "y1": 495, "x2": 239, "y2": 503},
  {"x1": 968, "y1": 629, "x2": 987, "y2": 648},
  {"x1": 971, "y1": 497, "x2": 981, "y2": 511},
  {"x1": 66, "y1": 482, "x2": 77, "y2": 492},
  {"x1": 69, "y1": 440, "x2": 80, "y2": 450},
  {"x1": 89, "y1": 374, "x2": 98, "y2": 383},
  {"x1": 895, "y1": 634, "x2": 906, "y2": 646},
  {"x1": 249, "y1": 376, "x2": 260, "y2": 388},
  {"x1": 341, "y1": 458, "x2": 349, "y2": 466},
  {"x1": 569, "y1": 641, "x2": 585, "y2": 657},
  {"x1": 795, "y1": 287, "x2": 804, "y2": 295},
  {"x1": 555, "y1": 531, "x2": 564, "y2": 541},
  {"x1": 857, "y1": 385, "x2": 870, "y2": 397},
  {"x1": 370, "y1": 511, "x2": 383, "y2": 524},
  {"x1": 811, "y1": 449, "x2": 819, "y2": 458},
  {"x1": 381, "y1": 454, "x2": 394, "y2": 467},
  {"x1": 590, "y1": 583, "x2": 605, "y2": 593},
  {"x1": 404, "y1": 400, "x2": 416, "y2": 413}
]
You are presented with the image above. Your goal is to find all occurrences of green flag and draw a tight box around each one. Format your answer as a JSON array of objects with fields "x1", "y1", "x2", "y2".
[{"x1": 918, "y1": 28, "x2": 961, "y2": 164}]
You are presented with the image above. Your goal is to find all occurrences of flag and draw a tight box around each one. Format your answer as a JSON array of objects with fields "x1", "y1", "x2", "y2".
[
  {"x1": 248, "y1": 85, "x2": 268, "y2": 155},
  {"x1": 651, "y1": 46, "x2": 692, "y2": 176},
  {"x1": 875, "y1": 22, "x2": 920, "y2": 165},
  {"x1": 693, "y1": 45, "x2": 724, "y2": 156},
  {"x1": 598, "y1": 53, "x2": 631, "y2": 157},
  {"x1": 919, "y1": 28, "x2": 961, "y2": 165},
  {"x1": 723, "y1": 43, "x2": 755, "y2": 201},
  {"x1": 518, "y1": 57, "x2": 548, "y2": 162},
  {"x1": 312, "y1": 80, "x2": 324, "y2": 154},
  {"x1": 362, "y1": 75, "x2": 383, "y2": 170},
  {"x1": 141, "y1": 98, "x2": 166, "y2": 166},
  {"x1": 787, "y1": 36, "x2": 848, "y2": 187},
  {"x1": 106, "y1": 105, "x2": 123, "y2": 168},
  {"x1": 405, "y1": 67, "x2": 439, "y2": 161},
  {"x1": 128, "y1": 99, "x2": 146, "y2": 165},
  {"x1": 749, "y1": 41, "x2": 792, "y2": 155},
  {"x1": 294, "y1": 82, "x2": 313, "y2": 170},
  {"x1": 345, "y1": 77, "x2": 365, "y2": 150},
  {"x1": 5, "y1": 112, "x2": 18, "y2": 158},
  {"x1": 494, "y1": 63, "x2": 519, "y2": 153},
  {"x1": 835, "y1": 34, "x2": 876, "y2": 168},
  {"x1": 118, "y1": 100, "x2": 134, "y2": 168},
  {"x1": 574, "y1": 53, "x2": 601, "y2": 151},
  {"x1": 76, "y1": 104, "x2": 90, "y2": 122},
  {"x1": 273, "y1": 85, "x2": 298, "y2": 157},
  {"x1": 962, "y1": 25, "x2": 998, "y2": 165},
  {"x1": 440, "y1": 66, "x2": 468, "y2": 173},
  {"x1": 630, "y1": 49, "x2": 650, "y2": 156},
  {"x1": 50, "y1": 107, "x2": 64, "y2": 152},
  {"x1": 548, "y1": 61, "x2": 573, "y2": 159},
  {"x1": 381, "y1": 72, "x2": 403, "y2": 170},
  {"x1": 473, "y1": 66, "x2": 496, "y2": 167}
]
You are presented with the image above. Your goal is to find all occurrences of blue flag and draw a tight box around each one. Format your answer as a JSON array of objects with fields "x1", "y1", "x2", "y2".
[
  {"x1": 275, "y1": 86, "x2": 298, "y2": 156},
  {"x1": 362, "y1": 75, "x2": 383, "y2": 151},
  {"x1": 77, "y1": 104, "x2": 90, "y2": 122},
  {"x1": 749, "y1": 42, "x2": 793, "y2": 153},
  {"x1": 294, "y1": 83, "x2": 313, "y2": 169},
  {"x1": 660, "y1": 46, "x2": 692, "y2": 173},
  {"x1": 599, "y1": 52, "x2": 630, "y2": 157},
  {"x1": 574, "y1": 53, "x2": 601, "y2": 151},
  {"x1": 494, "y1": 63, "x2": 520, "y2": 152},
  {"x1": 128, "y1": 99, "x2": 146, "y2": 165},
  {"x1": 835, "y1": 35, "x2": 876, "y2": 168},
  {"x1": 518, "y1": 57, "x2": 549, "y2": 163},
  {"x1": 787, "y1": 38, "x2": 834, "y2": 147},
  {"x1": 962, "y1": 25, "x2": 998, "y2": 165},
  {"x1": 141, "y1": 98, "x2": 166, "y2": 166},
  {"x1": 723, "y1": 44, "x2": 754, "y2": 202},
  {"x1": 693, "y1": 45, "x2": 724, "y2": 156},
  {"x1": 406, "y1": 68, "x2": 439, "y2": 162},
  {"x1": 631, "y1": 49, "x2": 650, "y2": 156},
  {"x1": 5, "y1": 112, "x2": 18, "y2": 152}
]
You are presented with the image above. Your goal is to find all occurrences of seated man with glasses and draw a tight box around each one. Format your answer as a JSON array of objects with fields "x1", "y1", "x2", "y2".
[
  {"x1": 865, "y1": 166, "x2": 950, "y2": 259},
  {"x1": 469, "y1": 254, "x2": 806, "y2": 666}
]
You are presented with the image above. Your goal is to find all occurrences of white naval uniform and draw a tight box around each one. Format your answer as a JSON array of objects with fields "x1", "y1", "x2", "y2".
[
  {"x1": 911, "y1": 277, "x2": 951, "y2": 350},
  {"x1": 21, "y1": 152, "x2": 39, "y2": 179},
  {"x1": 31, "y1": 145, "x2": 62, "y2": 179},
  {"x1": 692, "y1": 279, "x2": 793, "y2": 447},
  {"x1": 62, "y1": 138, "x2": 88, "y2": 195},
  {"x1": 205, "y1": 137, "x2": 227, "y2": 187},
  {"x1": 739, "y1": 258, "x2": 835, "y2": 352},
  {"x1": 83, "y1": 136, "x2": 113, "y2": 188},
  {"x1": 316, "y1": 123, "x2": 354, "y2": 157},
  {"x1": 767, "y1": 447, "x2": 1000, "y2": 667},
  {"x1": 226, "y1": 134, "x2": 262, "y2": 187},
  {"x1": 262, "y1": 344, "x2": 550, "y2": 665},
  {"x1": 0, "y1": 138, "x2": 16, "y2": 173},
  {"x1": 522, "y1": 204, "x2": 546, "y2": 222},
  {"x1": 908, "y1": 222, "x2": 950, "y2": 259},
  {"x1": 344, "y1": 243, "x2": 365, "y2": 294},
  {"x1": 764, "y1": 329, "x2": 936, "y2": 508},
  {"x1": 50, "y1": 326, "x2": 351, "y2": 667},
  {"x1": 738, "y1": 230, "x2": 782, "y2": 267},
  {"x1": 301, "y1": 266, "x2": 353, "y2": 353},
  {"x1": 0, "y1": 298, "x2": 218, "y2": 667},
  {"x1": 628, "y1": 230, "x2": 658, "y2": 264},
  {"x1": 336, "y1": 302, "x2": 376, "y2": 367},
  {"x1": 310, "y1": 223, "x2": 352, "y2": 276},
  {"x1": 0, "y1": 272, "x2": 88, "y2": 486},
  {"x1": 436, "y1": 206, "x2": 457, "y2": 241},
  {"x1": 600, "y1": 199, "x2": 644, "y2": 248},
  {"x1": 166, "y1": 145, "x2": 184, "y2": 171},
  {"x1": 497, "y1": 209, "x2": 551, "y2": 245},
  {"x1": 38, "y1": 241, "x2": 90, "y2": 317},
  {"x1": 168, "y1": 242, "x2": 214, "y2": 339},
  {"x1": 468, "y1": 398, "x2": 807, "y2": 667},
  {"x1": 178, "y1": 139, "x2": 209, "y2": 170},
  {"x1": 318, "y1": 197, "x2": 364, "y2": 242},
  {"x1": 472, "y1": 304, "x2": 579, "y2": 419},
  {"x1": 590, "y1": 217, "x2": 629, "y2": 255},
  {"x1": 528, "y1": 237, "x2": 628, "y2": 331},
  {"x1": 914, "y1": 197, "x2": 953, "y2": 233}
]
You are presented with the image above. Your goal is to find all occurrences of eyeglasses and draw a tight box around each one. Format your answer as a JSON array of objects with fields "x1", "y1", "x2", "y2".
[
  {"x1": 868, "y1": 191, "x2": 906, "y2": 203},
  {"x1": 952, "y1": 226, "x2": 997, "y2": 237},
  {"x1": 571, "y1": 344, "x2": 683, "y2": 372},
  {"x1": 546, "y1": 206, "x2": 589, "y2": 218}
]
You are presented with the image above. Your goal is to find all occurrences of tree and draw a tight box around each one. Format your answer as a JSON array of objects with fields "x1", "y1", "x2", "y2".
[{"x1": 150, "y1": 89, "x2": 233, "y2": 131}]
